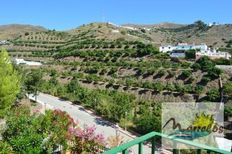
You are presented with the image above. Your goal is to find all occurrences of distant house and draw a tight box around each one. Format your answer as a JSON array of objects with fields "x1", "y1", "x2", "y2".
[
  {"x1": 160, "y1": 43, "x2": 231, "y2": 60},
  {"x1": 159, "y1": 45, "x2": 176, "y2": 53},
  {"x1": 159, "y1": 43, "x2": 208, "y2": 53},
  {"x1": 170, "y1": 50, "x2": 185, "y2": 58},
  {"x1": 196, "y1": 49, "x2": 231, "y2": 60},
  {"x1": 0, "y1": 40, "x2": 9, "y2": 45}
]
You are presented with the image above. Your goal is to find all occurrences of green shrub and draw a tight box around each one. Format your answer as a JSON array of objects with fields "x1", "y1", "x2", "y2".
[
  {"x1": 181, "y1": 70, "x2": 191, "y2": 78},
  {"x1": 225, "y1": 105, "x2": 232, "y2": 117},
  {"x1": 206, "y1": 89, "x2": 220, "y2": 102}
]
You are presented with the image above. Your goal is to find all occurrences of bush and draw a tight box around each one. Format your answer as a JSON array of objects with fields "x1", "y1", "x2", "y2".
[
  {"x1": 3, "y1": 106, "x2": 74, "y2": 153},
  {"x1": 196, "y1": 56, "x2": 215, "y2": 72},
  {"x1": 194, "y1": 20, "x2": 208, "y2": 31},
  {"x1": 181, "y1": 70, "x2": 191, "y2": 79},
  {"x1": 206, "y1": 89, "x2": 220, "y2": 102},
  {"x1": 200, "y1": 76, "x2": 211, "y2": 85},
  {"x1": 68, "y1": 125, "x2": 105, "y2": 153},
  {"x1": 225, "y1": 105, "x2": 232, "y2": 117},
  {"x1": 134, "y1": 103, "x2": 161, "y2": 134},
  {"x1": 191, "y1": 63, "x2": 201, "y2": 71},
  {"x1": 156, "y1": 70, "x2": 165, "y2": 77},
  {"x1": 207, "y1": 67, "x2": 222, "y2": 79},
  {"x1": 185, "y1": 49, "x2": 196, "y2": 59},
  {"x1": 120, "y1": 31, "x2": 126, "y2": 35},
  {"x1": 0, "y1": 49, "x2": 20, "y2": 117},
  {"x1": 224, "y1": 81, "x2": 232, "y2": 97},
  {"x1": 152, "y1": 82, "x2": 164, "y2": 92},
  {"x1": 137, "y1": 44, "x2": 158, "y2": 57},
  {"x1": 195, "y1": 85, "x2": 204, "y2": 95}
]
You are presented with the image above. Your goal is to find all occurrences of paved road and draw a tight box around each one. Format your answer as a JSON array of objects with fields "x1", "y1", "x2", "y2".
[{"x1": 28, "y1": 93, "x2": 153, "y2": 153}]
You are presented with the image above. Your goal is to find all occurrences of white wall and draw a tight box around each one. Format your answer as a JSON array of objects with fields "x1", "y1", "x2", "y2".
[{"x1": 159, "y1": 45, "x2": 176, "y2": 53}]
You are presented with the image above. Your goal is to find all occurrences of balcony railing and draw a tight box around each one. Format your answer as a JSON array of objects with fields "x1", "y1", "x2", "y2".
[{"x1": 103, "y1": 131, "x2": 231, "y2": 154}]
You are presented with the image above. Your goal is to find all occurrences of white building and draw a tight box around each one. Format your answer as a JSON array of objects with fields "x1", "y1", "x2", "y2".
[
  {"x1": 0, "y1": 40, "x2": 9, "y2": 45},
  {"x1": 14, "y1": 58, "x2": 42, "y2": 66},
  {"x1": 159, "y1": 45, "x2": 176, "y2": 53},
  {"x1": 196, "y1": 49, "x2": 231, "y2": 60},
  {"x1": 160, "y1": 43, "x2": 231, "y2": 60},
  {"x1": 159, "y1": 43, "x2": 208, "y2": 53}
]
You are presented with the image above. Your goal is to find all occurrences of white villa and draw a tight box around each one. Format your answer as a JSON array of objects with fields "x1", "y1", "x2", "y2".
[
  {"x1": 14, "y1": 58, "x2": 42, "y2": 66},
  {"x1": 160, "y1": 43, "x2": 231, "y2": 60},
  {"x1": 159, "y1": 43, "x2": 208, "y2": 53},
  {"x1": 196, "y1": 49, "x2": 231, "y2": 60},
  {"x1": 0, "y1": 40, "x2": 9, "y2": 45}
]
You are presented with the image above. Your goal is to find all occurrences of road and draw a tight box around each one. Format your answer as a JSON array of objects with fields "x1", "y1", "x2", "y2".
[{"x1": 28, "y1": 93, "x2": 153, "y2": 153}]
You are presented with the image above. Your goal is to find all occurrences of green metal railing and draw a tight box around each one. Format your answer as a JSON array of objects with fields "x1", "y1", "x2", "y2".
[{"x1": 103, "y1": 131, "x2": 231, "y2": 154}]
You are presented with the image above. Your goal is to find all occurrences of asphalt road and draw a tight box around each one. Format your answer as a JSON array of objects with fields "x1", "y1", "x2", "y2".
[{"x1": 28, "y1": 93, "x2": 153, "y2": 153}]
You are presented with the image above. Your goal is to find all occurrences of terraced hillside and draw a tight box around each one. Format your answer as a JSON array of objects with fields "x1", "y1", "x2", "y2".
[
  {"x1": 2, "y1": 21, "x2": 232, "y2": 53},
  {"x1": 1, "y1": 22, "x2": 232, "y2": 136},
  {"x1": 1, "y1": 22, "x2": 231, "y2": 103},
  {"x1": 124, "y1": 21, "x2": 232, "y2": 48}
]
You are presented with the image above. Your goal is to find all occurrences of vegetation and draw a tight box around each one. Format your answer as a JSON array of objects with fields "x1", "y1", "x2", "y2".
[
  {"x1": 185, "y1": 49, "x2": 196, "y2": 59},
  {"x1": 224, "y1": 81, "x2": 232, "y2": 97},
  {"x1": 27, "y1": 74, "x2": 162, "y2": 134},
  {"x1": 194, "y1": 20, "x2": 209, "y2": 31},
  {"x1": 0, "y1": 49, "x2": 20, "y2": 117},
  {"x1": 24, "y1": 69, "x2": 43, "y2": 101},
  {"x1": 1, "y1": 106, "x2": 104, "y2": 153},
  {"x1": 225, "y1": 105, "x2": 232, "y2": 117},
  {"x1": 1, "y1": 21, "x2": 232, "y2": 153},
  {"x1": 206, "y1": 89, "x2": 220, "y2": 102}
]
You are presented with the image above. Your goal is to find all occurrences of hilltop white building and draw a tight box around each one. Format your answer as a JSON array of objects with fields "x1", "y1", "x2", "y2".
[
  {"x1": 14, "y1": 58, "x2": 42, "y2": 66},
  {"x1": 160, "y1": 43, "x2": 231, "y2": 60},
  {"x1": 0, "y1": 40, "x2": 9, "y2": 45},
  {"x1": 196, "y1": 49, "x2": 231, "y2": 60},
  {"x1": 159, "y1": 43, "x2": 208, "y2": 53}
]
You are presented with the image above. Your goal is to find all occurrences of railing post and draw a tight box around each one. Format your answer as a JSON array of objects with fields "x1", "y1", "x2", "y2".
[
  {"x1": 122, "y1": 149, "x2": 127, "y2": 154},
  {"x1": 173, "y1": 142, "x2": 179, "y2": 154},
  {"x1": 151, "y1": 137, "x2": 156, "y2": 154},
  {"x1": 138, "y1": 142, "x2": 143, "y2": 154}
]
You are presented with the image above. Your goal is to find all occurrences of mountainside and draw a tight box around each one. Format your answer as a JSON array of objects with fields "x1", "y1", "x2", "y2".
[
  {"x1": 2, "y1": 21, "x2": 231, "y2": 104},
  {"x1": 1, "y1": 21, "x2": 232, "y2": 133},
  {"x1": 124, "y1": 21, "x2": 232, "y2": 47},
  {"x1": 1, "y1": 21, "x2": 232, "y2": 49},
  {"x1": 0, "y1": 24, "x2": 46, "y2": 40},
  {"x1": 123, "y1": 22, "x2": 186, "y2": 29}
]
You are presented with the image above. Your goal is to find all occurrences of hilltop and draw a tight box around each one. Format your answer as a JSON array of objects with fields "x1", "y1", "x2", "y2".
[
  {"x1": 1, "y1": 21, "x2": 232, "y2": 49},
  {"x1": 124, "y1": 21, "x2": 232, "y2": 47},
  {"x1": 0, "y1": 24, "x2": 46, "y2": 40}
]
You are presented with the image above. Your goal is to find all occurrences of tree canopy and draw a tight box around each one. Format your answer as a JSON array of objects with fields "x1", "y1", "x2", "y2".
[{"x1": 0, "y1": 49, "x2": 20, "y2": 117}]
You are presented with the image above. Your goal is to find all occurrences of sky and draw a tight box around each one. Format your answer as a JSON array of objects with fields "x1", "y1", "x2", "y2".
[{"x1": 0, "y1": 0, "x2": 232, "y2": 30}]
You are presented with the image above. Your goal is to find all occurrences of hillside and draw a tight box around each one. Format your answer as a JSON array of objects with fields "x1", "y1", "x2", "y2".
[
  {"x1": 0, "y1": 21, "x2": 232, "y2": 103},
  {"x1": 0, "y1": 24, "x2": 46, "y2": 40},
  {"x1": 1, "y1": 21, "x2": 232, "y2": 139},
  {"x1": 1, "y1": 21, "x2": 232, "y2": 49},
  {"x1": 125, "y1": 21, "x2": 232, "y2": 47}
]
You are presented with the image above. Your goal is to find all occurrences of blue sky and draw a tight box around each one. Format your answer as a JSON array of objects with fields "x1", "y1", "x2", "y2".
[{"x1": 0, "y1": 0, "x2": 231, "y2": 30}]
